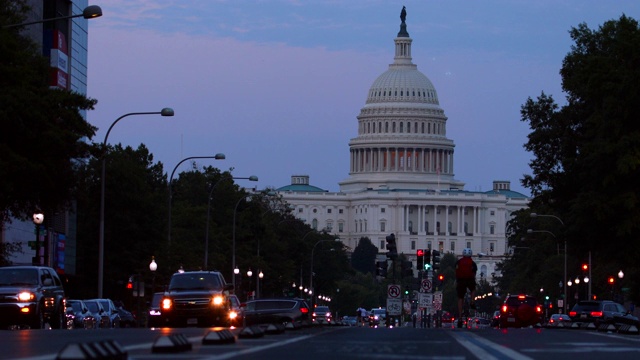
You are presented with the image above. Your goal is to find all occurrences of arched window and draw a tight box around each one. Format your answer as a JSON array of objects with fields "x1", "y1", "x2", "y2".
[{"x1": 312, "y1": 219, "x2": 318, "y2": 230}]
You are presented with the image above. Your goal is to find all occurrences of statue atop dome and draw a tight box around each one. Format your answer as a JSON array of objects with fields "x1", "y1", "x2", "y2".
[{"x1": 398, "y1": 6, "x2": 409, "y2": 37}]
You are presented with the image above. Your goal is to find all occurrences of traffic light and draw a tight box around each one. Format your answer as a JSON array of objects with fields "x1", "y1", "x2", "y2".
[
  {"x1": 385, "y1": 234, "x2": 398, "y2": 259},
  {"x1": 582, "y1": 263, "x2": 588, "y2": 272},
  {"x1": 127, "y1": 276, "x2": 134, "y2": 290},
  {"x1": 608, "y1": 276, "x2": 615, "y2": 285},
  {"x1": 402, "y1": 260, "x2": 413, "y2": 278},
  {"x1": 432, "y1": 250, "x2": 441, "y2": 270},
  {"x1": 438, "y1": 274, "x2": 444, "y2": 282},
  {"x1": 376, "y1": 261, "x2": 388, "y2": 277},
  {"x1": 416, "y1": 249, "x2": 424, "y2": 270},
  {"x1": 425, "y1": 249, "x2": 431, "y2": 270}
]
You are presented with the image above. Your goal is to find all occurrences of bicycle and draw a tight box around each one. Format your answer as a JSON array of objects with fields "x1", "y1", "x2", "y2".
[{"x1": 458, "y1": 290, "x2": 472, "y2": 328}]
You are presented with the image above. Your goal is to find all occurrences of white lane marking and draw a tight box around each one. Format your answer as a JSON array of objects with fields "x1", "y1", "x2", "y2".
[{"x1": 450, "y1": 331, "x2": 534, "y2": 360}]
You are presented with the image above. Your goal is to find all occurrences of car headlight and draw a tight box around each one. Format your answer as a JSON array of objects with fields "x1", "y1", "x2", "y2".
[
  {"x1": 161, "y1": 298, "x2": 172, "y2": 310},
  {"x1": 229, "y1": 311, "x2": 238, "y2": 320},
  {"x1": 18, "y1": 292, "x2": 35, "y2": 302},
  {"x1": 211, "y1": 295, "x2": 224, "y2": 306}
]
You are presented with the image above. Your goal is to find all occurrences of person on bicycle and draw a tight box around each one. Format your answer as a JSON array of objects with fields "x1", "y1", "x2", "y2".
[{"x1": 456, "y1": 248, "x2": 478, "y2": 328}]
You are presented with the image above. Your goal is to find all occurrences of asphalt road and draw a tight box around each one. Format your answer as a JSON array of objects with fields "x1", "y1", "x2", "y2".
[{"x1": 4, "y1": 324, "x2": 640, "y2": 360}]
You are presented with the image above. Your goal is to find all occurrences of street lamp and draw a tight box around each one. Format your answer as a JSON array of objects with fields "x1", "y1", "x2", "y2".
[
  {"x1": 31, "y1": 211, "x2": 44, "y2": 265},
  {"x1": 529, "y1": 213, "x2": 567, "y2": 314},
  {"x1": 257, "y1": 270, "x2": 264, "y2": 299},
  {"x1": 167, "y1": 154, "x2": 225, "y2": 249},
  {"x1": 149, "y1": 256, "x2": 157, "y2": 294},
  {"x1": 3, "y1": 5, "x2": 102, "y2": 29},
  {"x1": 204, "y1": 175, "x2": 258, "y2": 270},
  {"x1": 309, "y1": 237, "x2": 339, "y2": 308},
  {"x1": 98, "y1": 108, "x2": 174, "y2": 299}
]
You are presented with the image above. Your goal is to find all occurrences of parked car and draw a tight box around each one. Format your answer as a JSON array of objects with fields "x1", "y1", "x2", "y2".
[
  {"x1": 545, "y1": 313, "x2": 571, "y2": 328},
  {"x1": 499, "y1": 294, "x2": 543, "y2": 328},
  {"x1": 159, "y1": 271, "x2": 234, "y2": 327},
  {"x1": 65, "y1": 299, "x2": 97, "y2": 329},
  {"x1": 93, "y1": 299, "x2": 121, "y2": 328},
  {"x1": 0, "y1": 266, "x2": 67, "y2": 329},
  {"x1": 569, "y1": 300, "x2": 640, "y2": 327},
  {"x1": 312, "y1": 305, "x2": 332, "y2": 325},
  {"x1": 242, "y1": 298, "x2": 310, "y2": 328},
  {"x1": 113, "y1": 301, "x2": 136, "y2": 327},
  {"x1": 467, "y1": 317, "x2": 492, "y2": 329},
  {"x1": 340, "y1": 316, "x2": 357, "y2": 326},
  {"x1": 83, "y1": 299, "x2": 111, "y2": 328},
  {"x1": 147, "y1": 292, "x2": 164, "y2": 328}
]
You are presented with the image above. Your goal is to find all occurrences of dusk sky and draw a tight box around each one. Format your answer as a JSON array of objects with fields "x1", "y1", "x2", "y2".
[{"x1": 86, "y1": 1, "x2": 640, "y2": 195}]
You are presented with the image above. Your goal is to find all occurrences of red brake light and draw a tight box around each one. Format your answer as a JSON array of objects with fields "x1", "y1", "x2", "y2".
[
  {"x1": 300, "y1": 307, "x2": 309, "y2": 314},
  {"x1": 501, "y1": 305, "x2": 508, "y2": 313},
  {"x1": 569, "y1": 311, "x2": 577, "y2": 317},
  {"x1": 591, "y1": 311, "x2": 603, "y2": 318},
  {"x1": 517, "y1": 295, "x2": 526, "y2": 300},
  {"x1": 536, "y1": 305, "x2": 542, "y2": 313},
  {"x1": 550, "y1": 319, "x2": 555, "y2": 323}
]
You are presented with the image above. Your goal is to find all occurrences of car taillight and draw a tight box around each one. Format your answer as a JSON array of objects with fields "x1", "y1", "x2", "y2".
[
  {"x1": 300, "y1": 307, "x2": 309, "y2": 314},
  {"x1": 591, "y1": 311, "x2": 603, "y2": 318},
  {"x1": 569, "y1": 311, "x2": 577, "y2": 317},
  {"x1": 550, "y1": 319, "x2": 555, "y2": 323},
  {"x1": 536, "y1": 305, "x2": 542, "y2": 313},
  {"x1": 501, "y1": 305, "x2": 508, "y2": 313}
]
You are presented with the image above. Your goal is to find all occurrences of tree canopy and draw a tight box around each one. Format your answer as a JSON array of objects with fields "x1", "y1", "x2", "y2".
[{"x1": 503, "y1": 15, "x2": 640, "y2": 303}]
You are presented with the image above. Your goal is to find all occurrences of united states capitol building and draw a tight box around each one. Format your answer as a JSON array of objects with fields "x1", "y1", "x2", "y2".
[{"x1": 276, "y1": 10, "x2": 529, "y2": 281}]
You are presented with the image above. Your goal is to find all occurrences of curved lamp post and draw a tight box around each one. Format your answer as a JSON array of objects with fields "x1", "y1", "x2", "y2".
[
  {"x1": 204, "y1": 175, "x2": 258, "y2": 270},
  {"x1": 529, "y1": 212, "x2": 567, "y2": 313},
  {"x1": 32, "y1": 211, "x2": 44, "y2": 265},
  {"x1": 98, "y1": 108, "x2": 174, "y2": 299},
  {"x1": 167, "y1": 154, "x2": 225, "y2": 249},
  {"x1": 3, "y1": 5, "x2": 102, "y2": 29}
]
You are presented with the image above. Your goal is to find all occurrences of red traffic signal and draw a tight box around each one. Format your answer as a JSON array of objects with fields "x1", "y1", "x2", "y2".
[
  {"x1": 438, "y1": 274, "x2": 444, "y2": 281},
  {"x1": 608, "y1": 277, "x2": 615, "y2": 284},
  {"x1": 417, "y1": 249, "x2": 425, "y2": 257},
  {"x1": 582, "y1": 264, "x2": 588, "y2": 271}
]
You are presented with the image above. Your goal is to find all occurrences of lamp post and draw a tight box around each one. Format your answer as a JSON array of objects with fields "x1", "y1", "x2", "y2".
[
  {"x1": 149, "y1": 256, "x2": 157, "y2": 294},
  {"x1": 257, "y1": 270, "x2": 264, "y2": 299},
  {"x1": 98, "y1": 108, "x2": 174, "y2": 299},
  {"x1": 31, "y1": 212, "x2": 44, "y2": 265},
  {"x1": 530, "y1": 213, "x2": 566, "y2": 314},
  {"x1": 246, "y1": 269, "x2": 253, "y2": 300},
  {"x1": 3, "y1": 5, "x2": 102, "y2": 29},
  {"x1": 309, "y1": 238, "x2": 339, "y2": 309},
  {"x1": 167, "y1": 154, "x2": 225, "y2": 250},
  {"x1": 204, "y1": 175, "x2": 258, "y2": 270}
]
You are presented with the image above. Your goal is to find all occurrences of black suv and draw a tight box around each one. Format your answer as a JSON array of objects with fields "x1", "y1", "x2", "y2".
[
  {"x1": 0, "y1": 266, "x2": 66, "y2": 329},
  {"x1": 499, "y1": 294, "x2": 543, "y2": 328},
  {"x1": 242, "y1": 298, "x2": 311, "y2": 328},
  {"x1": 159, "y1": 271, "x2": 234, "y2": 327},
  {"x1": 569, "y1": 300, "x2": 640, "y2": 327}
]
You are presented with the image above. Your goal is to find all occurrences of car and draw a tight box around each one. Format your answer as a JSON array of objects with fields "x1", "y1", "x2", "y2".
[
  {"x1": 491, "y1": 310, "x2": 501, "y2": 327},
  {"x1": 113, "y1": 301, "x2": 137, "y2": 327},
  {"x1": 83, "y1": 299, "x2": 111, "y2": 328},
  {"x1": 569, "y1": 300, "x2": 640, "y2": 328},
  {"x1": 65, "y1": 299, "x2": 97, "y2": 329},
  {"x1": 0, "y1": 266, "x2": 67, "y2": 329},
  {"x1": 228, "y1": 294, "x2": 243, "y2": 327},
  {"x1": 242, "y1": 298, "x2": 311, "y2": 328},
  {"x1": 467, "y1": 317, "x2": 491, "y2": 329},
  {"x1": 369, "y1": 308, "x2": 386, "y2": 327},
  {"x1": 545, "y1": 313, "x2": 571, "y2": 328},
  {"x1": 147, "y1": 292, "x2": 164, "y2": 328},
  {"x1": 499, "y1": 294, "x2": 543, "y2": 328},
  {"x1": 93, "y1": 299, "x2": 121, "y2": 328},
  {"x1": 159, "y1": 270, "x2": 234, "y2": 327},
  {"x1": 340, "y1": 316, "x2": 357, "y2": 326},
  {"x1": 312, "y1": 305, "x2": 332, "y2": 325}
]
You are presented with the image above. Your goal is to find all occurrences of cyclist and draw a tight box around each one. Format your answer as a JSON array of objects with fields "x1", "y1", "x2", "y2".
[{"x1": 456, "y1": 248, "x2": 478, "y2": 328}]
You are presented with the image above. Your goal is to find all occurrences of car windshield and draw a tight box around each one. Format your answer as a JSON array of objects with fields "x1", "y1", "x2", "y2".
[
  {"x1": 169, "y1": 273, "x2": 222, "y2": 291},
  {"x1": 0, "y1": 268, "x2": 39, "y2": 286},
  {"x1": 85, "y1": 301, "x2": 100, "y2": 312},
  {"x1": 315, "y1": 306, "x2": 330, "y2": 313},
  {"x1": 573, "y1": 302, "x2": 600, "y2": 311},
  {"x1": 68, "y1": 301, "x2": 84, "y2": 312}
]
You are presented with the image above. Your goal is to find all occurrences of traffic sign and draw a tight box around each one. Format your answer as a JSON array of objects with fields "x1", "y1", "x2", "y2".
[
  {"x1": 418, "y1": 293, "x2": 433, "y2": 309},
  {"x1": 387, "y1": 298, "x2": 402, "y2": 316},
  {"x1": 387, "y1": 284, "x2": 401, "y2": 298},
  {"x1": 421, "y1": 279, "x2": 432, "y2": 292}
]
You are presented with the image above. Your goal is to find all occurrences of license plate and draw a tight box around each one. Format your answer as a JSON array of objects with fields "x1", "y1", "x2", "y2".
[
  {"x1": 507, "y1": 317, "x2": 516, "y2": 323},
  {"x1": 187, "y1": 318, "x2": 198, "y2": 325},
  {"x1": 580, "y1": 314, "x2": 587, "y2": 319}
]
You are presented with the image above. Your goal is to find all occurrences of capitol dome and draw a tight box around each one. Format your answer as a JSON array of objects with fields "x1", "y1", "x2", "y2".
[{"x1": 366, "y1": 65, "x2": 439, "y2": 105}]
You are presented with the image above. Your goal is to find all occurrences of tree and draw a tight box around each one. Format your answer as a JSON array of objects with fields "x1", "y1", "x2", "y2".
[
  {"x1": 519, "y1": 15, "x2": 640, "y2": 302},
  {"x1": 0, "y1": 0, "x2": 97, "y2": 223},
  {"x1": 350, "y1": 237, "x2": 378, "y2": 274}
]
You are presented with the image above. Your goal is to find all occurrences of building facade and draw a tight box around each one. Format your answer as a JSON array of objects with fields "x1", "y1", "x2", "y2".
[
  {"x1": 1, "y1": 0, "x2": 90, "y2": 274},
  {"x1": 277, "y1": 11, "x2": 529, "y2": 281}
]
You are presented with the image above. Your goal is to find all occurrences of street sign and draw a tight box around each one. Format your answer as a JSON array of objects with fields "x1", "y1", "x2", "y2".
[
  {"x1": 433, "y1": 291, "x2": 443, "y2": 310},
  {"x1": 403, "y1": 300, "x2": 412, "y2": 314},
  {"x1": 418, "y1": 293, "x2": 433, "y2": 309},
  {"x1": 387, "y1": 298, "x2": 402, "y2": 316},
  {"x1": 421, "y1": 279, "x2": 432, "y2": 292},
  {"x1": 387, "y1": 284, "x2": 401, "y2": 298}
]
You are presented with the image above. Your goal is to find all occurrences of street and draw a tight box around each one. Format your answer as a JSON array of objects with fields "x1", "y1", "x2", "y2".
[{"x1": 4, "y1": 324, "x2": 640, "y2": 360}]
